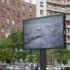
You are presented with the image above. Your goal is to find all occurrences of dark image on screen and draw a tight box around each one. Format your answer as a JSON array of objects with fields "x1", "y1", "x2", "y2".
[{"x1": 23, "y1": 15, "x2": 65, "y2": 49}]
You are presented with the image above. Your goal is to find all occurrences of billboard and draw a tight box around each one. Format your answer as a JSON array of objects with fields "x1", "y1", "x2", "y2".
[{"x1": 23, "y1": 15, "x2": 65, "y2": 49}]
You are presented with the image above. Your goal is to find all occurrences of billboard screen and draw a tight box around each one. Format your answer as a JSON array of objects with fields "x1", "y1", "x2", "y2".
[{"x1": 23, "y1": 15, "x2": 65, "y2": 49}]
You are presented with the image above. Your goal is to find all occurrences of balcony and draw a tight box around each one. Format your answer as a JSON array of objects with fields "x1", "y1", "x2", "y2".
[
  {"x1": 47, "y1": 0, "x2": 67, "y2": 6},
  {"x1": 66, "y1": 40, "x2": 70, "y2": 43},
  {"x1": 47, "y1": 8, "x2": 70, "y2": 14},
  {"x1": 66, "y1": 18, "x2": 70, "y2": 21},
  {"x1": 66, "y1": 25, "x2": 70, "y2": 28},
  {"x1": 66, "y1": 33, "x2": 70, "y2": 36}
]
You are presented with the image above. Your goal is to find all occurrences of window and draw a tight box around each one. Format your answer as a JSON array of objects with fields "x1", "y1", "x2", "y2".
[
  {"x1": 40, "y1": 10, "x2": 43, "y2": 15},
  {"x1": 67, "y1": 0, "x2": 69, "y2": 2},
  {"x1": 7, "y1": 27, "x2": 10, "y2": 33},
  {"x1": 12, "y1": 20, "x2": 15, "y2": 25},
  {"x1": 23, "y1": 16, "x2": 24, "y2": 19},
  {"x1": 2, "y1": 26, "x2": 4, "y2": 32},
  {"x1": 21, "y1": 0, "x2": 24, "y2": 1},
  {"x1": 57, "y1": 6, "x2": 60, "y2": 10},
  {"x1": 29, "y1": 7, "x2": 32, "y2": 12},
  {"x1": 66, "y1": 14, "x2": 70, "y2": 18},
  {"x1": 17, "y1": 11, "x2": 20, "y2": 18},
  {"x1": 1, "y1": 16, "x2": 4, "y2": 23},
  {"x1": 40, "y1": 2, "x2": 43, "y2": 7},
  {"x1": 7, "y1": 18, "x2": 10, "y2": 24},
  {"x1": 66, "y1": 7, "x2": 70, "y2": 11},
  {"x1": 6, "y1": 33, "x2": 10, "y2": 37},
  {"x1": 22, "y1": 5, "x2": 25, "y2": 10},
  {"x1": 68, "y1": 44, "x2": 70, "y2": 49},
  {"x1": 47, "y1": 11, "x2": 50, "y2": 15},
  {"x1": 29, "y1": 0, "x2": 31, "y2": 2},
  {"x1": 1, "y1": 0, "x2": 4, "y2": 3},
  {"x1": 48, "y1": 4, "x2": 51, "y2": 8},
  {"x1": 17, "y1": 3, "x2": 20, "y2": 8},
  {"x1": 53, "y1": 0, "x2": 56, "y2": 1},
  {"x1": 7, "y1": 8, "x2": 10, "y2": 15},
  {"x1": 2, "y1": 16, "x2": 4, "y2": 20},
  {"x1": 57, "y1": 0, "x2": 59, "y2": 2},
  {"x1": 62, "y1": 7, "x2": 65, "y2": 11},
  {"x1": 62, "y1": 0, "x2": 64, "y2": 3},
  {"x1": 17, "y1": 21, "x2": 20, "y2": 27},
  {"x1": 17, "y1": 23, "x2": 20, "y2": 27},
  {"x1": 53, "y1": 5, "x2": 56, "y2": 9},
  {"x1": 7, "y1": 0, "x2": 10, "y2": 5},
  {"x1": 29, "y1": 14, "x2": 32, "y2": 17},
  {"x1": 12, "y1": 1, "x2": 15, "y2": 7},
  {"x1": 1, "y1": 8, "x2": 5, "y2": 13},
  {"x1": 23, "y1": 13, "x2": 25, "y2": 19},
  {"x1": 68, "y1": 29, "x2": 70, "y2": 34},
  {"x1": 12, "y1": 10, "x2": 15, "y2": 16}
]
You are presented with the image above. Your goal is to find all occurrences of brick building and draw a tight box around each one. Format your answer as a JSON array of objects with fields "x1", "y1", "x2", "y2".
[{"x1": 0, "y1": 0, "x2": 36, "y2": 39}]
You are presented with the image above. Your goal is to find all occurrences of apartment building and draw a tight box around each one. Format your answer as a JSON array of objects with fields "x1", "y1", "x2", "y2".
[
  {"x1": 0, "y1": 0, "x2": 36, "y2": 39},
  {"x1": 46, "y1": 0, "x2": 70, "y2": 47},
  {"x1": 46, "y1": 0, "x2": 70, "y2": 65},
  {"x1": 36, "y1": 0, "x2": 70, "y2": 65},
  {"x1": 24, "y1": 0, "x2": 46, "y2": 17},
  {"x1": 36, "y1": 0, "x2": 46, "y2": 17},
  {"x1": 24, "y1": 0, "x2": 36, "y2": 4}
]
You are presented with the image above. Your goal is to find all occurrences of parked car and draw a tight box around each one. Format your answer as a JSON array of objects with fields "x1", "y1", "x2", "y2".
[
  {"x1": 54, "y1": 68, "x2": 61, "y2": 70},
  {"x1": 4, "y1": 65, "x2": 31, "y2": 70},
  {"x1": 60, "y1": 65, "x2": 70, "y2": 70},
  {"x1": 25, "y1": 66, "x2": 31, "y2": 70},
  {"x1": 4, "y1": 65, "x2": 25, "y2": 70},
  {"x1": 0, "y1": 63, "x2": 9, "y2": 70}
]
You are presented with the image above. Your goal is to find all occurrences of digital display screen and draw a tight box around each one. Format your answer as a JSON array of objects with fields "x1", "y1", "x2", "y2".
[{"x1": 23, "y1": 15, "x2": 65, "y2": 49}]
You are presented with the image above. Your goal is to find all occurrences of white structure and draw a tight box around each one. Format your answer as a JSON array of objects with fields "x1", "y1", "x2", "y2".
[
  {"x1": 24, "y1": 0, "x2": 36, "y2": 4},
  {"x1": 24, "y1": 0, "x2": 46, "y2": 17},
  {"x1": 36, "y1": 0, "x2": 46, "y2": 17}
]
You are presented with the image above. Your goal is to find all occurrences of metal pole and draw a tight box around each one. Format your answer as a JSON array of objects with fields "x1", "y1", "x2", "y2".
[
  {"x1": 52, "y1": 54, "x2": 54, "y2": 66},
  {"x1": 40, "y1": 49, "x2": 46, "y2": 70}
]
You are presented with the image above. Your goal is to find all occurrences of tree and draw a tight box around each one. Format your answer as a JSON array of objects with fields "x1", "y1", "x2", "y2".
[
  {"x1": 8, "y1": 29, "x2": 23, "y2": 63},
  {"x1": 0, "y1": 36, "x2": 16, "y2": 63},
  {"x1": 50, "y1": 47, "x2": 70, "y2": 65},
  {"x1": 0, "y1": 29, "x2": 40, "y2": 64},
  {"x1": 22, "y1": 50, "x2": 40, "y2": 63}
]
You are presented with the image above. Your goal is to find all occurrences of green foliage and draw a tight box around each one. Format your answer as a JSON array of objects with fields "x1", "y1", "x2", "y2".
[
  {"x1": 50, "y1": 47, "x2": 70, "y2": 65},
  {"x1": 21, "y1": 50, "x2": 40, "y2": 63},
  {"x1": 0, "y1": 29, "x2": 40, "y2": 64}
]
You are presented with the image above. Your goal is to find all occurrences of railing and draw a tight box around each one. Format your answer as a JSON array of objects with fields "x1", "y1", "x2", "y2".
[
  {"x1": 66, "y1": 18, "x2": 70, "y2": 21},
  {"x1": 47, "y1": 0, "x2": 67, "y2": 6},
  {"x1": 66, "y1": 33, "x2": 70, "y2": 36},
  {"x1": 66, "y1": 40, "x2": 70, "y2": 43},
  {"x1": 47, "y1": 8, "x2": 70, "y2": 14},
  {"x1": 66, "y1": 25, "x2": 70, "y2": 28}
]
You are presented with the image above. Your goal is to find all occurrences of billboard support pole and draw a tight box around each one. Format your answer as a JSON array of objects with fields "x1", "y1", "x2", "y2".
[{"x1": 40, "y1": 49, "x2": 46, "y2": 70}]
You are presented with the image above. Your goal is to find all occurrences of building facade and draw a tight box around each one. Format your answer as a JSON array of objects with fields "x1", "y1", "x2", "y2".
[
  {"x1": 46, "y1": 0, "x2": 70, "y2": 65},
  {"x1": 36, "y1": 0, "x2": 46, "y2": 17},
  {"x1": 0, "y1": 0, "x2": 36, "y2": 39},
  {"x1": 46, "y1": 0, "x2": 70, "y2": 48},
  {"x1": 23, "y1": 0, "x2": 36, "y2": 5},
  {"x1": 36, "y1": 0, "x2": 70, "y2": 65}
]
